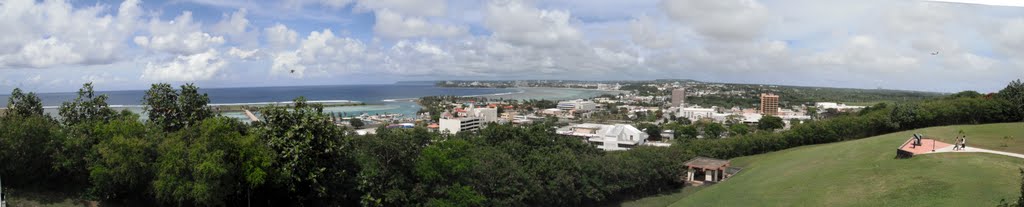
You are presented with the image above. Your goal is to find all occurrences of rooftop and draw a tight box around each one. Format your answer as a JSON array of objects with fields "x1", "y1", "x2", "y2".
[{"x1": 684, "y1": 157, "x2": 730, "y2": 170}]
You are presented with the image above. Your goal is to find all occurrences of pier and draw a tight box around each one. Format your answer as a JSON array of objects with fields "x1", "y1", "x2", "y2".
[{"x1": 243, "y1": 109, "x2": 260, "y2": 122}]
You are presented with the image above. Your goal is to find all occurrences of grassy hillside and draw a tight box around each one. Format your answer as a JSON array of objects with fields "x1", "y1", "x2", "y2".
[{"x1": 671, "y1": 123, "x2": 1024, "y2": 207}]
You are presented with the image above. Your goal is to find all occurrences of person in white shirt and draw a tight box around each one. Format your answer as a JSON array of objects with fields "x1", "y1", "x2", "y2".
[{"x1": 960, "y1": 136, "x2": 967, "y2": 150}]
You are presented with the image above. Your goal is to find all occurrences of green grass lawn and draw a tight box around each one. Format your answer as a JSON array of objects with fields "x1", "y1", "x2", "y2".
[
  {"x1": 918, "y1": 122, "x2": 1024, "y2": 154},
  {"x1": 671, "y1": 123, "x2": 1024, "y2": 207}
]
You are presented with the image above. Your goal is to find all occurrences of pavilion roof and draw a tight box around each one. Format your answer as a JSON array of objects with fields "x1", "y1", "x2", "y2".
[{"x1": 684, "y1": 157, "x2": 730, "y2": 170}]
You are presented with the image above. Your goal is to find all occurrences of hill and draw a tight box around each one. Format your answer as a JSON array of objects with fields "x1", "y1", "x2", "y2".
[{"x1": 670, "y1": 123, "x2": 1024, "y2": 206}]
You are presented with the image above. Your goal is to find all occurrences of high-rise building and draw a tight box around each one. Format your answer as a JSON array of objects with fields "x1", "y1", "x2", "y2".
[
  {"x1": 671, "y1": 88, "x2": 686, "y2": 107},
  {"x1": 760, "y1": 93, "x2": 779, "y2": 116}
]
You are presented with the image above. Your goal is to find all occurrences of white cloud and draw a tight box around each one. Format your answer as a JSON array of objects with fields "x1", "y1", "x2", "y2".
[
  {"x1": 284, "y1": 0, "x2": 447, "y2": 17},
  {"x1": 373, "y1": 9, "x2": 467, "y2": 39},
  {"x1": 630, "y1": 15, "x2": 676, "y2": 49},
  {"x1": 801, "y1": 35, "x2": 919, "y2": 72},
  {"x1": 212, "y1": 9, "x2": 259, "y2": 46},
  {"x1": 142, "y1": 49, "x2": 228, "y2": 81},
  {"x1": 283, "y1": 0, "x2": 355, "y2": 9},
  {"x1": 228, "y1": 47, "x2": 260, "y2": 60},
  {"x1": 357, "y1": 0, "x2": 448, "y2": 17},
  {"x1": 135, "y1": 12, "x2": 225, "y2": 55},
  {"x1": 995, "y1": 18, "x2": 1024, "y2": 57},
  {"x1": 270, "y1": 29, "x2": 380, "y2": 78},
  {"x1": 264, "y1": 24, "x2": 299, "y2": 50},
  {"x1": 660, "y1": 0, "x2": 773, "y2": 41},
  {"x1": 485, "y1": 0, "x2": 582, "y2": 47},
  {"x1": 0, "y1": 0, "x2": 141, "y2": 68}
]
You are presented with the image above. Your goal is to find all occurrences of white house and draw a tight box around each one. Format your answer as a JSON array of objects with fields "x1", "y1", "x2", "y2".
[{"x1": 557, "y1": 123, "x2": 649, "y2": 151}]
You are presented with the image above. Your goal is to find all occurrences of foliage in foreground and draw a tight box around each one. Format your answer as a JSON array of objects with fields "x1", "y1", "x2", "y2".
[{"x1": 0, "y1": 83, "x2": 690, "y2": 206}]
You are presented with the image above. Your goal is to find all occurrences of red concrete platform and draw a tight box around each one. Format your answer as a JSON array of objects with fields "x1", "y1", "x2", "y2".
[{"x1": 899, "y1": 138, "x2": 952, "y2": 155}]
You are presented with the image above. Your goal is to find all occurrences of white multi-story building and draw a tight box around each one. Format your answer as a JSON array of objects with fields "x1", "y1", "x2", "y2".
[
  {"x1": 557, "y1": 99, "x2": 597, "y2": 111},
  {"x1": 557, "y1": 123, "x2": 649, "y2": 151},
  {"x1": 679, "y1": 107, "x2": 716, "y2": 121},
  {"x1": 439, "y1": 117, "x2": 482, "y2": 134}
]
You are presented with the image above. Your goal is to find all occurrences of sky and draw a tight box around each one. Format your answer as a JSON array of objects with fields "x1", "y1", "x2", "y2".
[{"x1": 1, "y1": 0, "x2": 1023, "y2": 94}]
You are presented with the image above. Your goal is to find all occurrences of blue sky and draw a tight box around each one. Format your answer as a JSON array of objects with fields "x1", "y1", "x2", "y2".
[{"x1": 1, "y1": 0, "x2": 1023, "y2": 93}]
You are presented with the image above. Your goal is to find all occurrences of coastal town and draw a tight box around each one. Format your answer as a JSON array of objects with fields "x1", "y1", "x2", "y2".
[{"x1": 310, "y1": 80, "x2": 888, "y2": 152}]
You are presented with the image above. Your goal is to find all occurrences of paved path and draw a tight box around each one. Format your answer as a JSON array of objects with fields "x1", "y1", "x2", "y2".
[{"x1": 926, "y1": 145, "x2": 1024, "y2": 159}]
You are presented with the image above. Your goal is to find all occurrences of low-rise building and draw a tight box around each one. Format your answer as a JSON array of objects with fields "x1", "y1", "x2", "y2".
[
  {"x1": 679, "y1": 107, "x2": 716, "y2": 121},
  {"x1": 557, "y1": 123, "x2": 649, "y2": 151},
  {"x1": 439, "y1": 117, "x2": 482, "y2": 134},
  {"x1": 557, "y1": 99, "x2": 597, "y2": 111},
  {"x1": 815, "y1": 102, "x2": 866, "y2": 111}
]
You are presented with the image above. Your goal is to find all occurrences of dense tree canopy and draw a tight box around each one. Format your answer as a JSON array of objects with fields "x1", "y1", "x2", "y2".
[
  {"x1": 757, "y1": 115, "x2": 785, "y2": 131},
  {"x1": 59, "y1": 83, "x2": 116, "y2": 126},
  {"x1": 998, "y1": 79, "x2": 1024, "y2": 120},
  {"x1": 143, "y1": 83, "x2": 213, "y2": 132},
  {"x1": 253, "y1": 97, "x2": 358, "y2": 205},
  {"x1": 5, "y1": 88, "x2": 44, "y2": 117}
]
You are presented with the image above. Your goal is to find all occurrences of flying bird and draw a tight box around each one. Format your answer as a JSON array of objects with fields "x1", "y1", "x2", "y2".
[
  {"x1": 931, "y1": 51, "x2": 939, "y2": 55},
  {"x1": 290, "y1": 70, "x2": 295, "y2": 74}
]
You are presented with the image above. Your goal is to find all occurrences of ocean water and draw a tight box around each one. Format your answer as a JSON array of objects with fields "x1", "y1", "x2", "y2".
[{"x1": 1, "y1": 84, "x2": 618, "y2": 119}]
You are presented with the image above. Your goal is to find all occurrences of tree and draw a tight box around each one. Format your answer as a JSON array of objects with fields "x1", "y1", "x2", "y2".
[
  {"x1": 701, "y1": 122, "x2": 725, "y2": 139},
  {"x1": 414, "y1": 139, "x2": 483, "y2": 207},
  {"x1": 253, "y1": 97, "x2": 357, "y2": 204},
  {"x1": 806, "y1": 106, "x2": 818, "y2": 119},
  {"x1": 951, "y1": 90, "x2": 983, "y2": 99},
  {"x1": 639, "y1": 123, "x2": 662, "y2": 140},
  {"x1": 59, "y1": 83, "x2": 115, "y2": 126},
  {"x1": 143, "y1": 83, "x2": 213, "y2": 132},
  {"x1": 350, "y1": 119, "x2": 365, "y2": 128},
  {"x1": 354, "y1": 127, "x2": 434, "y2": 206},
  {"x1": 0, "y1": 114, "x2": 62, "y2": 186},
  {"x1": 789, "y1": 118, "x2": 802, "y2": 128},
  {"x1": 677, "y1": 117, "x2": 692, "y2": 125},
  {"x1": 758, "y1": 115, "x2": 784, "y2": 131},
  {"x1": 152, "y1": 117, "x2": 271, "y2": 206},
  {"x1": 5, "y1": 88, "x2": 44, "y2": 117},
  {"x1": 729, "y1": 124, "x2": 749, "y2": 136},
  {"x1": 889, "y1": 103, "x2": 919, "y2": 129},
  {"x1": 87, "y1": 117, "x2": 156, "y2": 200},
  {"x1": 998, "y1": 79, "x2": 1024, "y2": 120}
]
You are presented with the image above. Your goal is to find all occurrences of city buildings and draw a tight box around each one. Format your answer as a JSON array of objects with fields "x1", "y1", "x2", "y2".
[
  {"x1": 672, "y1": 88, "x2": 686, "y2": 107},
  {"x1": 760, "y1": 93, "x2": 780, "y2": 116}
]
